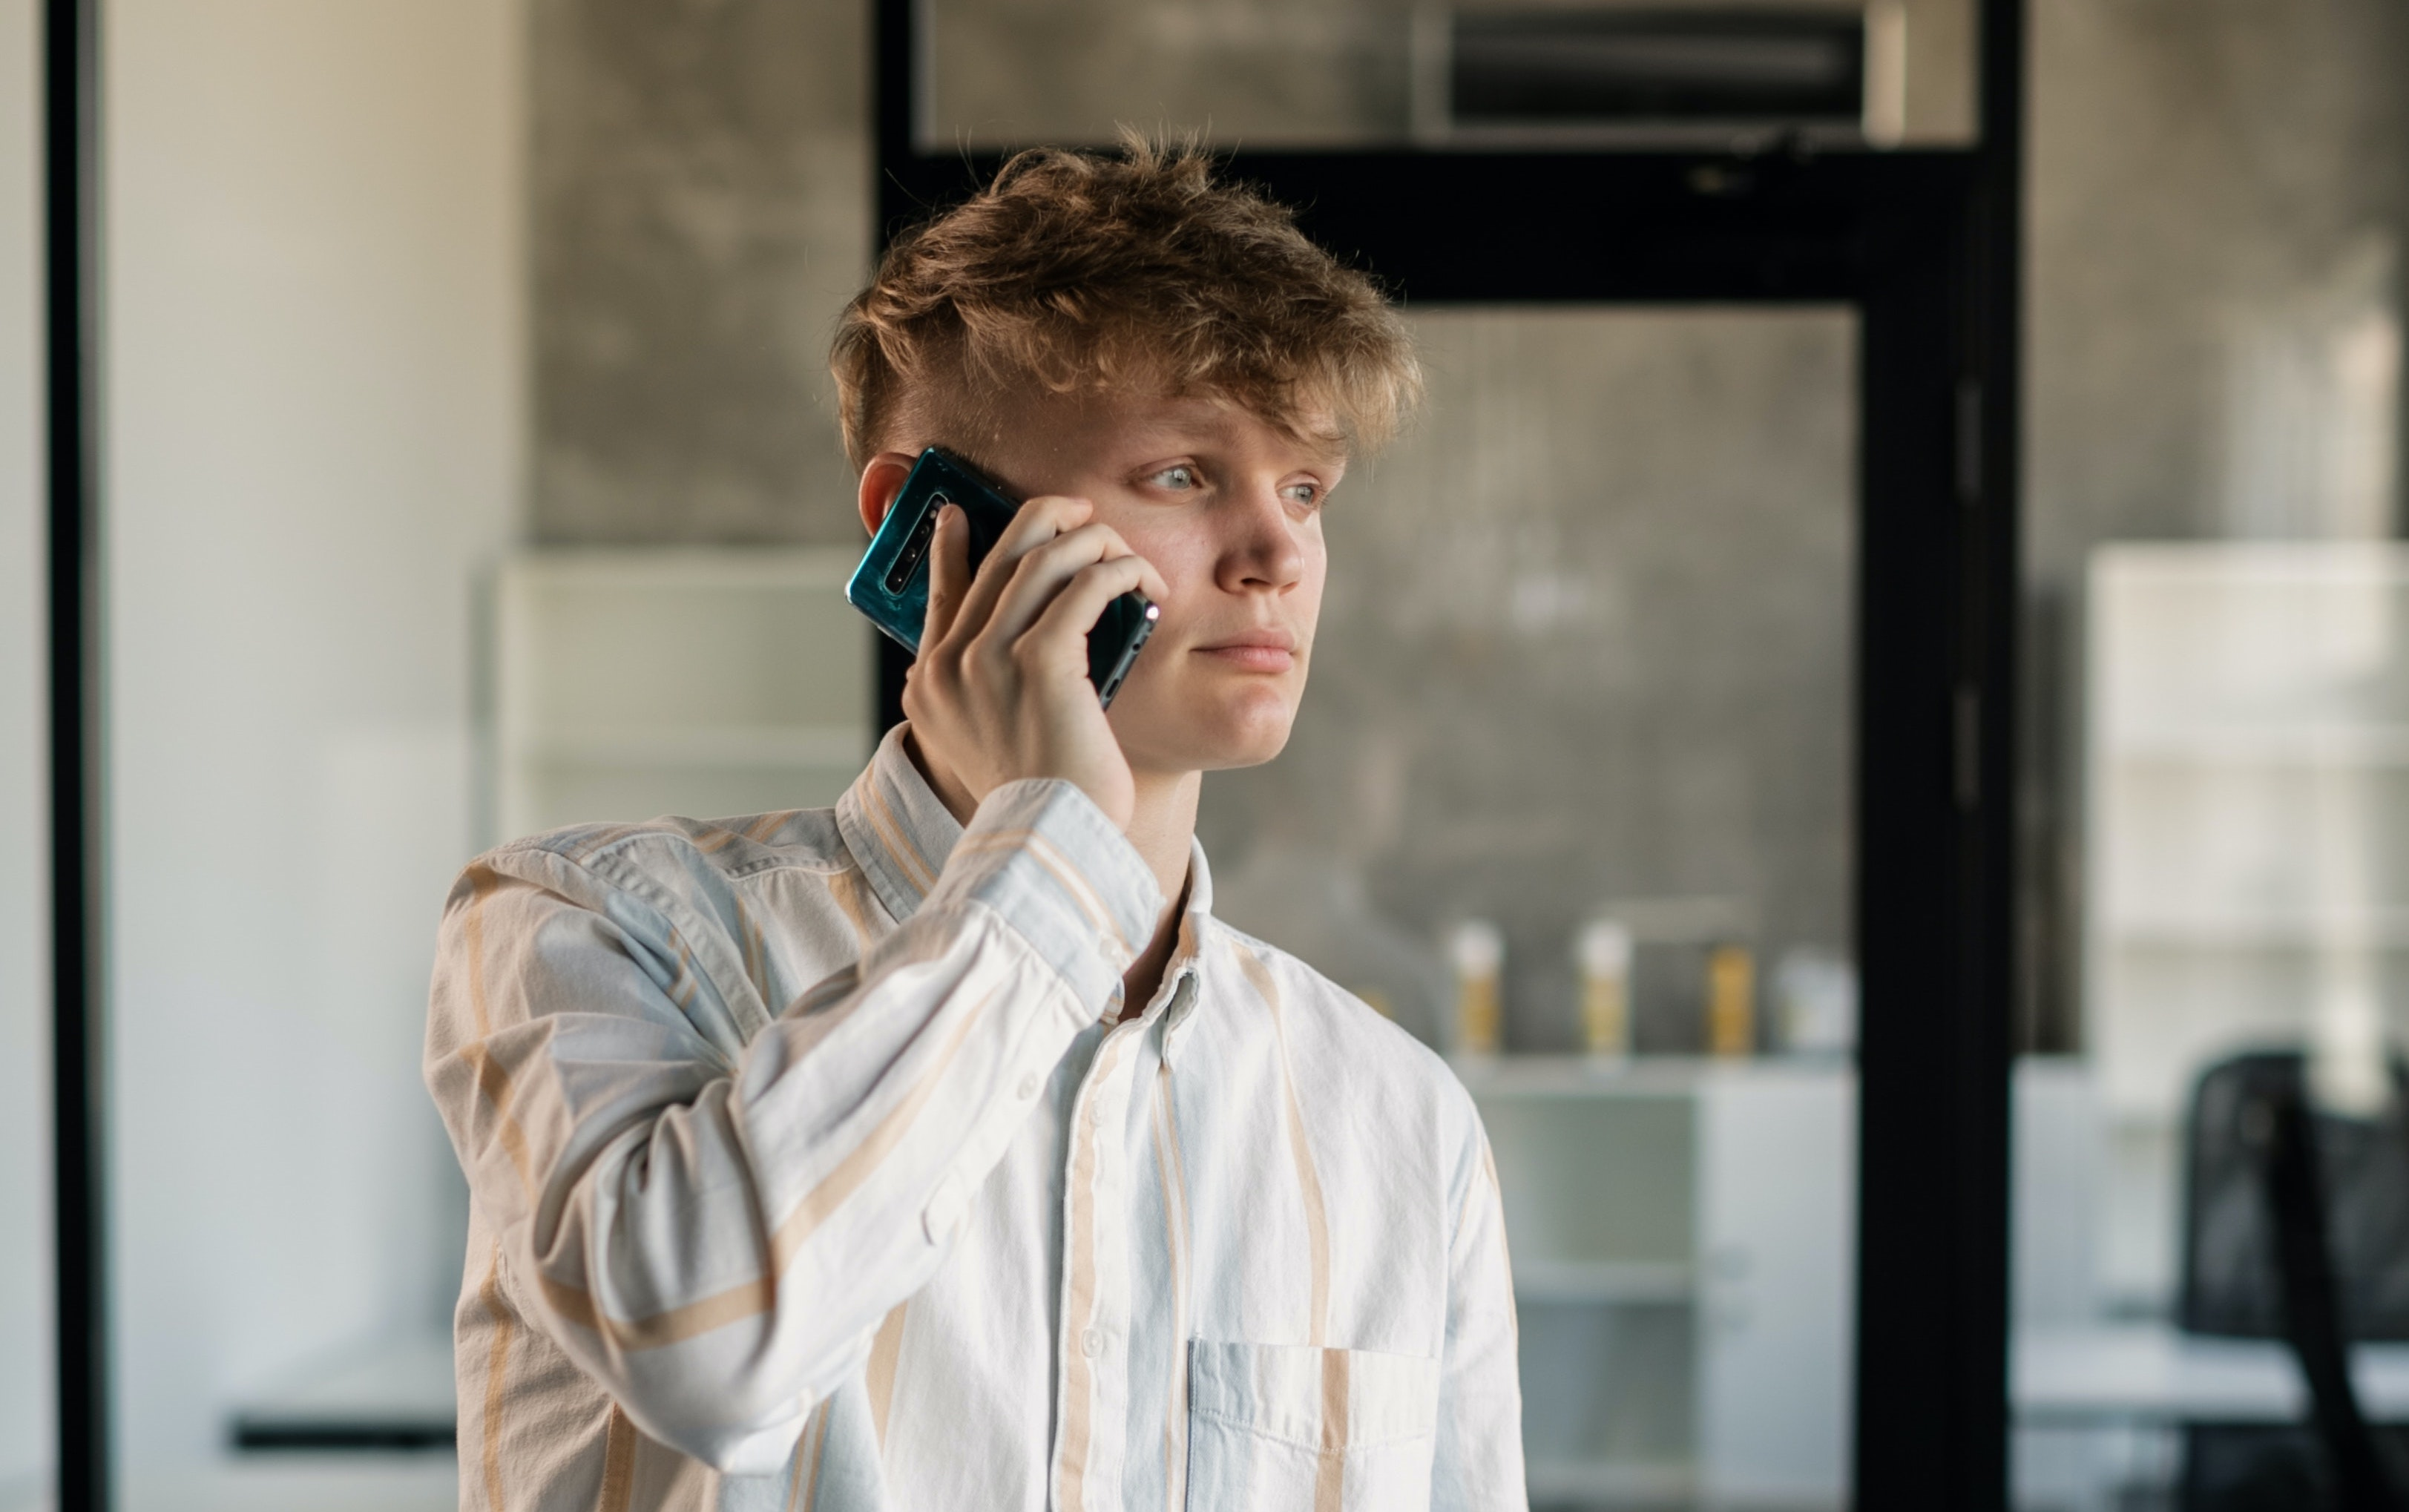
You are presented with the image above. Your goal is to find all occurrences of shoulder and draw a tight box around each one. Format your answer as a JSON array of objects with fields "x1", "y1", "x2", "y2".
[
  {"x1": 434, "y1": 809, "x2": 872, "y2": 1045},
  {"x1": 467, "y1": 809, "x2": 855, "y2": 908},
  {"x1": 1205, "y1": 918, "x2": 1479, "y2": 1131},
  {"x1": 443, "y1": 808, "x2": 866, "y2": 987}
]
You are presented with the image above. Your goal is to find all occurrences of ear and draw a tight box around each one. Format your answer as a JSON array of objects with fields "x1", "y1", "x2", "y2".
[{"x1": 857, "y1": 452, "x2": 918, "y2": 537}]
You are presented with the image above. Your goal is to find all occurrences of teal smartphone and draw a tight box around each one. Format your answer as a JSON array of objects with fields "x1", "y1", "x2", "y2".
[{"x1": 844, "y1": 447, "x2": 1160, "y2": 709}]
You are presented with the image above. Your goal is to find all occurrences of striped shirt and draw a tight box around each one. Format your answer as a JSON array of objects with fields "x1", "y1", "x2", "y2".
[{"x1": 424, "y1": 725, "x2": 1525, "y2": 1511}]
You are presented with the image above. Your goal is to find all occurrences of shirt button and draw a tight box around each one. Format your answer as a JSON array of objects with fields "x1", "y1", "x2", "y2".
[
  {"x1": 1080, "y1": 1328, "x2": 1102, "y2": 1358},
  {"x1": 1016, "y1": 1072, "x2": 1040, "y2": 1100}
]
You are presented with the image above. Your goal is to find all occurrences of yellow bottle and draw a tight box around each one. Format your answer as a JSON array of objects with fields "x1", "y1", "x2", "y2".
[
  {"x1": 1577, "y1": 918, "x2": 1632, "y2": 1059},
  {"x1": 1448, "y1": 921, "x2": 1505, "y2": 1056},
  {"x1": 1706, "y1": 944, "x2": 1755, "y2": 1057}
]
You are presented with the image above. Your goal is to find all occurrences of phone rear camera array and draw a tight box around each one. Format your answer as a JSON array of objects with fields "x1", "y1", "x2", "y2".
[{"x1": 884, "y1": 494, "x2": 947, "y2": 594}]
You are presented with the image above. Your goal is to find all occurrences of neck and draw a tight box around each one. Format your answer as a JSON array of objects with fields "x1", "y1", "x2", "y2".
[
  {"x1": 1120, "y1": 766, "x2": 1202, "y2": 904},
  {"x1": 1115, "y1": 766, "x2": 1199, "y2": 1012}
]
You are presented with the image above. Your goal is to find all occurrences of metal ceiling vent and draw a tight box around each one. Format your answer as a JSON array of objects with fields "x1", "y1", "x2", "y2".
[{"x1": 1416, "y1": 3, "x2": 1909, "y2": 147}]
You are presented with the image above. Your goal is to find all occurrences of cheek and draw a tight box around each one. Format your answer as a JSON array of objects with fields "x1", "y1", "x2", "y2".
[{"x1": 1123, "y1": 525, "x2": 1215, "y2": 614}]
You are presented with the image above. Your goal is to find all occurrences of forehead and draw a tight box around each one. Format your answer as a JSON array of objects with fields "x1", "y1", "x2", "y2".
[{"x1": 973, "y1": 384, "x2": 1349, "y2": 476}]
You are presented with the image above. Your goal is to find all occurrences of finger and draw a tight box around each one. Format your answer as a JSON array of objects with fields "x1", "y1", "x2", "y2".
[
  {"x1": 980, "y1": 522, "x2": 1133, "y2": 646},
  {"x1": 921, "y1": 505, "x2": 969, "y2": 645},
  {"x1": 1016, "y1": 555, "x2": 1155, "y2": 669},
  {"x1": 949, "y1": 494, "x2": 1094, "y2": 641}
]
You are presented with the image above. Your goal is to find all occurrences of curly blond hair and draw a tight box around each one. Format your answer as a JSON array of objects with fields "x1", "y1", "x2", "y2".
[{"x1": 830, "y1": 134, "x2": 1421, "y2": 472}]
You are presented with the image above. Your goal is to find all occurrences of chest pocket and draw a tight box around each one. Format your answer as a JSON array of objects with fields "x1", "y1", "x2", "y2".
[{"x1": 1185, "y1": 1340, "x2": 1441, "y2": 1512}]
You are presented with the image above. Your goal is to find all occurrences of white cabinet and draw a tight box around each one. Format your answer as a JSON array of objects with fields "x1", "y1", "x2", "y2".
[
  {"x1": 1694, "y1": 1071, "x2": 1854, "y2": 1506},
  {"x1": 494, "y1": 550, "x2": 872, "y2": 841},
  {"x1": 1460, "y1": 1058, "x2": 1855, "y2": 1510}
]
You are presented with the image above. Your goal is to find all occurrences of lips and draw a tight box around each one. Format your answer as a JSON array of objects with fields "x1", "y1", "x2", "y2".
[{"x1": 1192, "y1": 629, "x2": 1298, "y2": 674}]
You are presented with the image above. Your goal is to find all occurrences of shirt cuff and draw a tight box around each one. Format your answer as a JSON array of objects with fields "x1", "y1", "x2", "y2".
[{"x1": 924, "y1": 779, "x2": 1166, "y2": 1010}]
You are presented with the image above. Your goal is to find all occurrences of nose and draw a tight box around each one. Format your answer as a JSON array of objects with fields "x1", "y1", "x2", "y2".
[{"x1": 1214, "y1": 479, "x2": 1307, "y2": 596}]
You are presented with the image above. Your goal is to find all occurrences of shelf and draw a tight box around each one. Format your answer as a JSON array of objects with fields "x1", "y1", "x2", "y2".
[
  {"x1": 2015, "y1": 1322, "x2": 2409, "y2": 1425},
  {"x1": 507, "y1": 726, "x2": 867, "y2": 768},
  {"x1": 2105, "y1": 725, "x2": 2409, "y2": 764},
  {"x1": 2097, "y1": 910, "x2": 2409, "y2": 947},
  {"x1": 1524, "y1": 1456, "x2": 1697, "y2": 1507},
  {"x1": 1454, "y1": 1054, "x2": 1850, "y2": 1099},
  {"x1": 231, "y1": 1333, "x2": 455, "y2": 1451},
  {"x1": 1516, "y1": 1260, "x2": 1694, "y2": 1305}
]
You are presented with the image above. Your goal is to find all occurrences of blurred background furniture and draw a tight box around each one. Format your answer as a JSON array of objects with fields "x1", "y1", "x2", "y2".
[
  {"x1": 2177, "y1": 1053, "x2": 2409, "y2": 1512},
  {"x1": 2088, "y1": 546, "x2": 2409, "y2": 1321},
  {"x1": 496, "y1": 550, "x2": 872, "y2": 840},
  {"x1": 1462, "y1": 1057, "x2": 1854, "y2": 1510}
]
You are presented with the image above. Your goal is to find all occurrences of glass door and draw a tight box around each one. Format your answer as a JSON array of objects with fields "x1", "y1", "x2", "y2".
[
  {"x1": 888, "y1": 0, "x2": 2022, "y2": 1500},
  {"x1": 2013, "y1": 4, "x2": 2409, "y2": 1508}
]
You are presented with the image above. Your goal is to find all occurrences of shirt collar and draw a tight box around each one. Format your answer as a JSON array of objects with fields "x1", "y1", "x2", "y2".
[
  {"x1": 835, "y1": 723, "x2": 964, "y2": 924},
  {"x1": 1155, "y1": 837, "x2": 1216, "y2": 1054}
]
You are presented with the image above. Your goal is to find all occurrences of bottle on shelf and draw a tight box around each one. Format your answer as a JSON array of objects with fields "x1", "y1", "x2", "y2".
[
  {"x1": 1772, "y1": 947, "x2": 1857, "y2": 1056},
  {"x1": 1706, "y1": 943, "x2": 1756, "y2": 1057},
  {"x1": 1575, "y1": 917, "x2": 1633, "y2": 1061},
  {"x1": 1447, "y1": 919, "x2": 1505, "y2": 1057}
]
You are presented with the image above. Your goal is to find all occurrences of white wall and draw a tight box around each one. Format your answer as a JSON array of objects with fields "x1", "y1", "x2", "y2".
[
  {"x1": 0, "y1": 0, "x2": 53, "y2": 1504},
  {"x1": 105, "y1": 0, "x2": 522, "y2": 1475}
]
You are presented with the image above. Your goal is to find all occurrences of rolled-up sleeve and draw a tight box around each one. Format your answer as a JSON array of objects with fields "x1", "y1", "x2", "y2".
[{"x1": 424, "y1": 778, "x2": 1160, "y2": 1472}]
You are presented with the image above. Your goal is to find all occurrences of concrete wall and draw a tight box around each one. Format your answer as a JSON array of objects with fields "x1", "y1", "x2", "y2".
[
  {"x1": 530, "y1": 0, "x2": 867, "y2": 546},
  {"x1": 0, "y1": 0, "x2": 51, "y2": 1502},
  {"x1": 105, "y1": 0, "x2": 521, "y2": 1476},
  {"x1": 1200, "y1": 309, "x2": 1856, "y2": 1051}
]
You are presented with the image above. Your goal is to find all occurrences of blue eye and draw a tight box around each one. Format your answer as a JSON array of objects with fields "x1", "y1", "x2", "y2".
[
  {"x1": 1283, "y1": 482, "x2": 1321, "y2": 508},
  {"x1": 1150, "y1": 464, "x2": 1199, "y2": 490}
]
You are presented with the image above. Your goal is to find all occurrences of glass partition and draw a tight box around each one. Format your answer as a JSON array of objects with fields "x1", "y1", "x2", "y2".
[
  {"x1": 1, "y1": 1, "x2": 52, "y2": 1508},
  {"x1": 924, "y1": 0, "x2": 1978, "y2": 151},
  {"x1": 101, "y1": 3, "x2": 521, "y2": 1505},
  {"x1": 2015, "y1": 2, "x2": 2409, "y2": 1507},
  {"x1": 1202, "y1": 306, "x2": 1861, "y2": 1508}
]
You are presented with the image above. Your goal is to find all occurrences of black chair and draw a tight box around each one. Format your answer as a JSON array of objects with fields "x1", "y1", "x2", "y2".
[{"x1": 2178, "y1": 1051, "x2": 2409, "y2": 1512}]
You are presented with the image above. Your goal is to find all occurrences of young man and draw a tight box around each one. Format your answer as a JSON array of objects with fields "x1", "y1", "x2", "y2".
[{"x1": 426, "y1": 140, "x2": 1524, "y2": 1512}]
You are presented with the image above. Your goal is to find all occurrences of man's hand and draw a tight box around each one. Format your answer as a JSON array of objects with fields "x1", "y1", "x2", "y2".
[{"x1": 901, "y1": 495, "x2": 1169, "y2": 831}]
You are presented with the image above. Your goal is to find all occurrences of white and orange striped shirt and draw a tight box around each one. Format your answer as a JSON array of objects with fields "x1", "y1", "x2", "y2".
[{"x1": 425, "y1": 725, "x2": 1525, "y2": 1511}]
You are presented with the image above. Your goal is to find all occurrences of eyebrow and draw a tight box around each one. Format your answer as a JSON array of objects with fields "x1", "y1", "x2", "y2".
[{"x1": 1114, "y1": 418, "x2": 1350, "y2": 473}]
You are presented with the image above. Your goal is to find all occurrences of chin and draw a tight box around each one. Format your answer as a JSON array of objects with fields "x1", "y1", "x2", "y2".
[
  {"x1": 1192, "y1": 720, "x2": 1295, "y2": 773},
  {"x1": 1114, "y1": 682, "x2": 1298, "y2": 773}
]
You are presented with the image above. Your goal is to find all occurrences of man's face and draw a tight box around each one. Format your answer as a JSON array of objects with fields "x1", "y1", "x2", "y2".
[{"x1": 879, "y1": 387, "x2": 1341, "y2": 779}]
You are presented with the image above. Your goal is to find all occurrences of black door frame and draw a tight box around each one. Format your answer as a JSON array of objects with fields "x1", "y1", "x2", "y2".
[
  {"x1": 47, "y1": 0, "x2": 109, "y2": 1509},
  {"x1": 870, "y1": 4, "x2": 2022, "y2": 1508}
]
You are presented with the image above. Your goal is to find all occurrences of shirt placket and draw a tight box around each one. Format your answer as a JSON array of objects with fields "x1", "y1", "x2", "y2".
[{"x1": 1051, "y1": 1012, "x2": 1147, "y2": 1512}]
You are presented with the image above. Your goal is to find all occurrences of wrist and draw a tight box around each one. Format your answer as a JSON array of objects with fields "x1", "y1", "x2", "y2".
[{"x1": 900, "y1": 726, "x2": 983, "y2": 827}]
